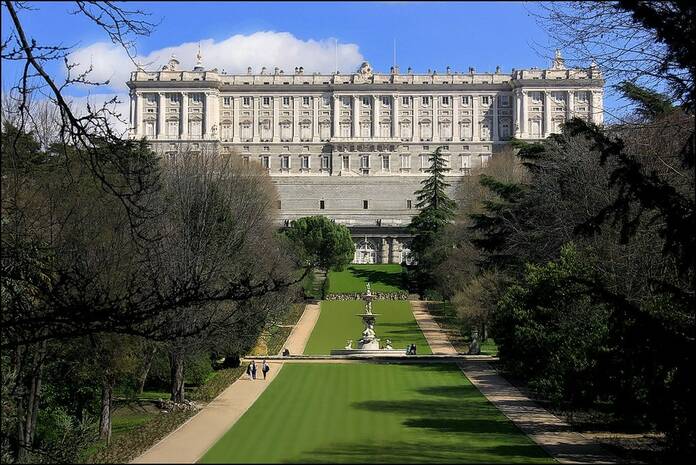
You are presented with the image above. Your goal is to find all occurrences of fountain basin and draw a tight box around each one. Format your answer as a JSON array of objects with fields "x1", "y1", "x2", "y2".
[{"x1": 329, "y1": 349, "x2": 406, "y2": 357}]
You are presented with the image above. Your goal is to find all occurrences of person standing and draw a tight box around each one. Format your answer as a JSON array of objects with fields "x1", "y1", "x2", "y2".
[
  {"x1": 262, "y1": 360, "x2": 270, "y2": 380},
  {"x1": 246, "y1": 361, "x2": 252, "y2": 380},
  {"x1": 251, "y1": 360, "x2": 257, "y2": 380}
]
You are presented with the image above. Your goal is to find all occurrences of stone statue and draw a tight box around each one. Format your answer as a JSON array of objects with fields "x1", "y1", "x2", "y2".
[
  {"x1": 385, "y1": 339, "x2": 393, "y2": 350},
  {"x1": 468, "y1": 330, "x2": 481, "y2": 355},
  {"x1": 345, "y1": 339, "x2": 353, "y2": 350}
]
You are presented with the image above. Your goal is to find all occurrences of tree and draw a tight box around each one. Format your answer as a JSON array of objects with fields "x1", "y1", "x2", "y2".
[
  {"x1": 284, "y1": 216, "x2": 355, "y2": 271},
  {"x1": 407, "y1": 147, "x2": 457, "y2": 292}
]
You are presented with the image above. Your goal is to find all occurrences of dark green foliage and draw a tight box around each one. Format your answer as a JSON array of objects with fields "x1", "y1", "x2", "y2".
[
  {"x1": 284, "y1": 215, "x2": 355, "y2": 271},
  {"x1": 408, "y1": 147, "x2": 458, "y2": 291},
  {"x1": 493, "y1": 245, "x2": 610, "y2": 405}
]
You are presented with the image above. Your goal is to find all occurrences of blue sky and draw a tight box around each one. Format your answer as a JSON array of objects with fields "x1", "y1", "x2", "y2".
[{"x1": 3, "y1": 1, "x2": 619, "y2": 120}]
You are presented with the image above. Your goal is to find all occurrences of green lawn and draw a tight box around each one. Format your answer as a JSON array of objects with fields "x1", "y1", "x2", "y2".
[
  {"x1": 327, "y1": 264, "x2": 406, "y2": 294},
  {"x1": 200, "y1": 363, "x2": 552, "y2": 464},
  {"x1": 304, "y1": 300, "x2": 432, "y2": 355}
]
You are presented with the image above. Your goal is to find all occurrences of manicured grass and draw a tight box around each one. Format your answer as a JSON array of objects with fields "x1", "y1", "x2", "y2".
[
  {"x1": 303, "y1": 300, "x2": 432, "y2": 355},
  {"x1": 327, "y1": 264, "x2": 405, "y2": 294},
  {"x1": 200, "y1": 363, "x2": 552, "y2": 464}
]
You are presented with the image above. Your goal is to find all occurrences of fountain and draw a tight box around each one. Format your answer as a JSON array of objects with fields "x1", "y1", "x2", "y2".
[{"x1": 330, "y1": 282, "x2": 402, "y2": 356}]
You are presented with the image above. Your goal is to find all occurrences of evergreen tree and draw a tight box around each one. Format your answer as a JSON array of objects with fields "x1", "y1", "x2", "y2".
[{"x1": 408, "y1": 147, "x2": 457, "y2": 291}]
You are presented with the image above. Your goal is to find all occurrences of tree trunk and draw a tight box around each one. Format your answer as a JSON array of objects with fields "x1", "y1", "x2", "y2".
[
  {"x1": 137, "y1": 346, "x2": 157, "y2": 395},
  {"x1": 14, "y1": 341, "x2": 46, "y2": 462},
  {"x1": 169, "y1": 349, "x2": 185, "y2": 403},
  {"x1": 99, "y1": 381, "x2": 113, "y2": 445}
]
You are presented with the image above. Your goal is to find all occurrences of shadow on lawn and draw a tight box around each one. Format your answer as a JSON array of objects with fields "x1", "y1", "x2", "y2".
[
  {"x1": 297, "y1": 439, "x2": 549, "y2": 463},
  {"x1": 349, "y1": 268, "x2": 406, "y2": 291}
]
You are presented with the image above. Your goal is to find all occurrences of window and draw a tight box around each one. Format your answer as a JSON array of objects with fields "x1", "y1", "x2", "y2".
[
  {"x1": 283, "y1": 96, "x2": 290, "y2": 106},
  {"x1": 146, "y1": 108, "x2": 155, "y2": 113},
  {"x1": 168, "y1": 121, "x2": 179, "y2": 136},
  {"x1": 146, "y1": 94, "x2": 157, "y2": 104},
  {"x1": 300, "y1": 122, "x2": 311, "y2": 141},
  {"x1": 145, "y1": 121, "x2": 155, "y2": 136},
  {"x1": 460, "y1": 154, "x2": 471, "y2": 169},
  {"x1": 342, "y1": 155, "x2": 350, "y2": 170},
  {"x1": 280, "y1": 122, "x2": 292, "y2": 141},
  {"x1": 442, "y1": 96, "x2": 450, "y2": 105},
  {"x1": 321, "y1": 156, "x2": 330, "y2": 170},
  {"x1": 363, "y1": 200, "x2": 369, "y2": 209},
  {"x1": 360, "y1": 122, "x2": 371, "y2": 138},
  {"x1": 481, "y1": 96, "x2": 490, "y2": 105},
  {"x1": 422, "y1": 96, "x2": 431, "y2": 105},
  {"x1": 191, "y1": 93, "x2": 203, "y2": 104},
  {"x1": 420, "y1": 121, "x2": 432, "y2": 141},
  {"x1": 499, "y1": 95, "x2": 510, "y2": 106},
  {"x1": 262, "y1": 96, "x2": 271, "y2": 106},
  {"x1": 262, "y1": 156, "x2": 270, "y2": 169},
  {"x1": 400, "y1": 154, "x2": 411, "y2": 169},
  {"x1": 481, "y1": 154, "x2": 491, "y2": 167},
  {"x1": 277, "y1": 200, "x2": 281, "y2": 209},
  {"x1": 323, "y1": 95, "x2": 331, "y2": 106},
  {"x1": 340, "y1": 123, "x2": 351, "y2": 138},
  {"x1": 402, "y1": 96, "x2": 411, "y2": 105},
  {"x1": 241, "y1": 122, "x2": 252, "y2": 141},
  {"x1": 168, "y1": 94, "x2": 179, "y2": 104},
  {"x1": 223, "y1": 97, "x2": 231, "y2": 106},
  {"x1": 320, "y1": 200, "x2": 325, "y2": 210},
  {"x1": 221, "y1": 123, "x2": 232, "y2": 140},
  {"x1": 342, "y1": 96, "x2": 350, "y2": 106},
  {"x1": 461, "y1": 96, "x2": 470, "y2": 105},
  {"x1": 320, "y1": 122, "x2": 331, "y2": 141},
  {"x1": 243, "y1": 97, "x2": 251, "y2": 106},
  {"x1": 381, "y1": 155, "x2": 390, "y2": 171},
  {"x1": 302, "y1": 96, "x2": 310, "y2": 106},
  {"x1": 301, "y1": 155, "x2": 310, "y2": 169},
  {"x1": 362, "y1": 96, "x2": 370, "y2": 106},
  {"x1": 420, "y1": 154, "x2": 430, "y2": 169},
  {"x1": 381, "y1": 96, "x2": 390, "y2": 106},
  {"x1": 360, "y1": 155, "x2": 370, "y2": 169},
  {"x1": 189, "y1": 120, "x2": 202, "y2": 137},
  {"x1": 407, "y1": 199, "x2": 412, "y2": 209},
  {"x1": 281, "y1": 155, "x2": 290, "y2": 169}
]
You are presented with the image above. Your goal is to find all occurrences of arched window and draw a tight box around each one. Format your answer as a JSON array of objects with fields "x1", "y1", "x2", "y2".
[
  {"x1": 354, "y1": 240, "x2": 377, "y2": 264},
  {"x1": 259, "y1": 119, "x2": 272, "y2": 141}
]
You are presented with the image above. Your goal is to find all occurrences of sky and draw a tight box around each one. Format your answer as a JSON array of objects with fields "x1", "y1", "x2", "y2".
[{"x1": 2, "y1": 1, "x2": 615, "y2": 126}]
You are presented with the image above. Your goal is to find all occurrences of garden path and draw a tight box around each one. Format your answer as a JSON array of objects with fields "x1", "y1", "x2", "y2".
[
  {"x1": 131, "y1": 302, "x2": 320, "y2": 464},
  {"x1": 410, "y1": 300, "x2": 623, "y2": 464}
]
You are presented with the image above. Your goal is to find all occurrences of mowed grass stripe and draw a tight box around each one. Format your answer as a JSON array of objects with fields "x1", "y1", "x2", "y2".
[
  {"x1": 303, "y1": 300, "x2": 432, "y2": 355},
  {"x1": 200, "y1": 363, "x2": 552, "y2": 464},
  {"x1": 327, "y1": 264, "x2": 406, "y2": 294}
]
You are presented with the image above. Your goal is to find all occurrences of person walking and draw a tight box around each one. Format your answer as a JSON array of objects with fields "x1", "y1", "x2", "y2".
[
  {"x1": 251, "y1": 360, "x2": 257, "y2": 380},
  {"x1": 262, "y1": 360, "x2": 270, "y2": 380},
  {"x1": 246, "y1": 361, "x2": 252, "y2": 380}
]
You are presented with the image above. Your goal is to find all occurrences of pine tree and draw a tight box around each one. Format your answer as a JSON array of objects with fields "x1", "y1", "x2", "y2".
[{"x1": 408, "y1": 147, "x2": 457, "y2": 291}]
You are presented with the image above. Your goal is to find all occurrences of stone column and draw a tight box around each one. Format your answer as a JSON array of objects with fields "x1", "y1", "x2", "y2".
[
  {"x1": 372, "y1": 95, "x2": 380, "y2": 138},
  {"x1": 352, "y1": 95, "x2": 360, "y2": 138},
  {"x1": 566, "y1": 90, "x2": 574, "y2": 121},
  {"x1": 129, "y1": 91, "x2": 135, "y2": 138},
  {"x1": 158, "y1": 92, "x2": 166, "y2": 139},
  {"x1": 272, "y1": 96, "x2": 280, "y2": 142},
  {"x1": 544, "y1": 91, "x2": 552, "y2": 137},
  {"x1": 135, "y1": 92, "x2": 144, "y2": 138},
  {"x1": 254, "y1": 96, "x2": 261, "y2": 142},
  {"x1": 472, "y1": 94, "x2": 480, "y2": 141},
  {"x1": 412, "y1": 96, "x2": 418, "y2": 141},
  {"x1": 432, "y1": 95, "x2": 439, "y2": 142},
  {"x1": 452, "y1": 96, "x2": 459, "y2": 141},
  {"x1": 312, "y1": 96, "x2": 319, "y2": 141},
  {"x1": 391, "y1": 94, "x2": 398, "y2": 139},
  {"x1": 332, "y1": 95, "x2": 340, "y2": 137},
  {"x1": 180, "y1": 92, "x2": 188, "y2": 139},
  {"x1": 232, "y1": 96, "x2": 240, "y2": 143},
  {"x1": 390, "y1": 238, "x2": 401, "y2": 264},
  {"x1": 204, "y1": 92, "x2": 217, "y2": 139},
  {"x1": 520, "y1": 91, "x2": 527, "y2": 138},
  {"x1": 513, "y1": 90, "x2": 521, "y2": 138},
  {"x1": 492, "y1": 94, "x2": 499, "y2": 141},
  {"x1": 591, "y1": 90, "x2": 603, "y2": 124}
]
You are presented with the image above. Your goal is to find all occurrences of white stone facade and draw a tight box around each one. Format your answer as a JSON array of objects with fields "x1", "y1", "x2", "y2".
[{"x1": 127, "y1": 54, "x2": 603, "y2": 263}]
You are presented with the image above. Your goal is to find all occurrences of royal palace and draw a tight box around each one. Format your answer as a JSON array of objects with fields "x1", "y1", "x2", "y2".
[{"x1": 127, "y1": 51, "x2": 604, "y2": 264}]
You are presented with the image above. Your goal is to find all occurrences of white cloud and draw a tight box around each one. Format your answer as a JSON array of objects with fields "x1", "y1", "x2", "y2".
[{"x1": 68, "y1": 31, "x2": 365, "y2": 92}]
